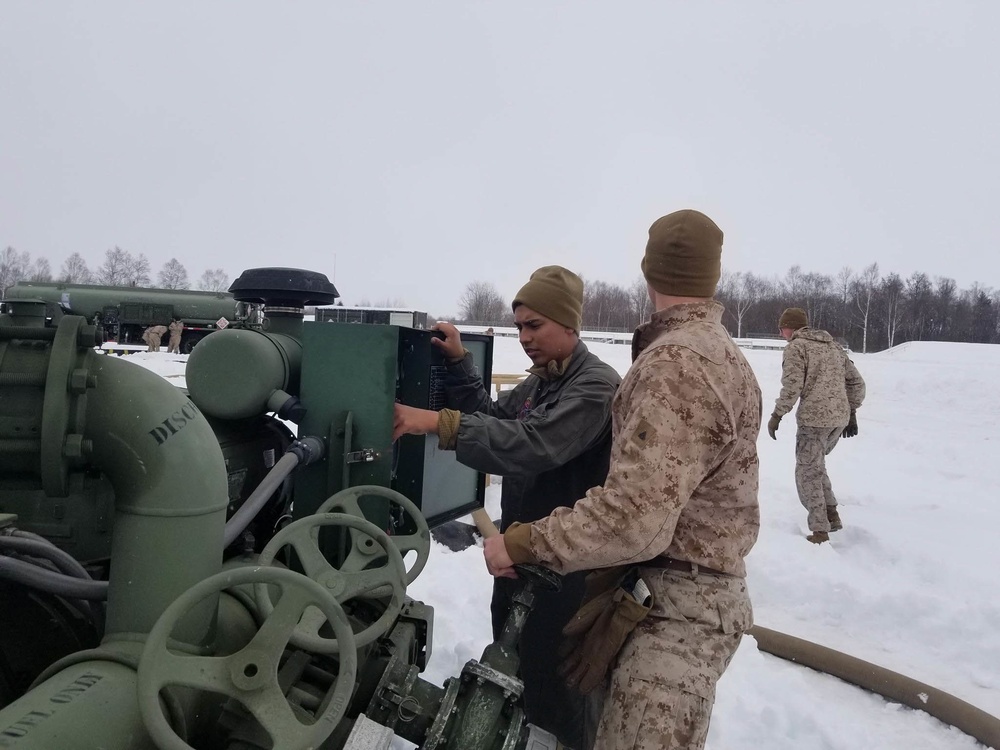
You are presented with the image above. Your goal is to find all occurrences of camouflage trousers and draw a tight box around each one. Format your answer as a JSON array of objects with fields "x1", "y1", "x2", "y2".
[
  {"x1": 167, "y1": 335, "x2": 182, "y2": 353},
  {"x1": 794, "y1": 425, "x2": 845, "y2": 532},
  {"x1": 590, "y1": 568, "x2": 752, "y2": 750}
]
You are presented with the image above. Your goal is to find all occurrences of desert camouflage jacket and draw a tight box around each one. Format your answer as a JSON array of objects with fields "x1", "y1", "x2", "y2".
[
  {"x1": 772, "y1": 327, "x2": 866, "y2": 427},
  {"x1": 508, "y1": 301, "x2": 762, "y2": 578}
]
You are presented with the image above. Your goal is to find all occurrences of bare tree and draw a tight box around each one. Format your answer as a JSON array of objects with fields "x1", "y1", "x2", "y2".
[
  {"x1": 60, "y1": 252, "x2": 93, "y2": 283},
  {"x1": 904, "y1": 272, "x2": 933, "y2": 340},
  {"x1": 27, "y1": 257, "x2": 52, "y2": 282},
  {"x1": 458, "y1": 280, "x2": 507, "y2": 323},
  {"x1": 721, "y1": 270, "x2": 764, "y2": 338},
  {"x1": 628, "y1": 277, "x2": 653, "y2": 330},
  {"x1": 582, "y1": 280, "x2": 632, "y2": 330},
  {"x1": 782, "y1": 265, "x2": 807, "y2": 302},
  {"x1": 198, "y1": 268, "x2": 230, "y2": 293},
  {"x1": 852, "y1": 262, "x2": 880, "y2": 353},
  {"x1": 0, "y1": 247, "x2": 31, "y2": 296},
  {"x1": 158, "y1": 258, "x2": 190, "y2": 289},
  {"x1": 933, "y1": 277, "x2": 957, "y2": 339},
  {"x1": 123, "y1": 253, "x2": 151, "y2": 287},
  {"x1": 97, "y1": 247, "x2": 132, "y2": 285},
  {"x1": 836, "y1": 266, "x2": 855, "y2": 305},
  {"x1": 880, "y1": 273, "x2": 905, "y2": 349}
]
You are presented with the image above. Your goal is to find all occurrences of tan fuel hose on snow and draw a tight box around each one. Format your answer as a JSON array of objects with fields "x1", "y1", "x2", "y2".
[
  {"x1": 749, "y1": 626, "x2": 1000, "y2": 749},
  {"x1": 470, "y1": 509, "x2": 1000, "y2": 747}
]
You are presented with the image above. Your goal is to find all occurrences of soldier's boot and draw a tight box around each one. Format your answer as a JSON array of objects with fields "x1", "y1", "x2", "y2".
[
  {"x1": 806, "y1": 531, "x2": 829, "y2": 544},
  {"x1": 826, "y1": 506, "x2": 843, "y2": 532}
]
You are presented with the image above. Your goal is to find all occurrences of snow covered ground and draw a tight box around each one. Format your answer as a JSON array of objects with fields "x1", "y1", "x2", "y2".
[{"x1": 124, "y1": 333, "x2": 999, "y2": 749}]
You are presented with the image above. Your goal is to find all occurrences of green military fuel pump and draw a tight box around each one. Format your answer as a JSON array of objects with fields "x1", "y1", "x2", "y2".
[{"x1": 0, "y1": 267, "x2": 559, "y2": 750}]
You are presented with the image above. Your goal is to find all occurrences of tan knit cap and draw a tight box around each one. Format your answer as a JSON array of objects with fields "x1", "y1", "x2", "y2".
[
  {"x1": 779, "y1": 307, "x2": 809, "y2": 330},
  {"x1": 641, "y1": 209, "x2": 723, "y2": 297},
  {"x1": 511, "y1": 266, "x2": 583, "y2": 331}
]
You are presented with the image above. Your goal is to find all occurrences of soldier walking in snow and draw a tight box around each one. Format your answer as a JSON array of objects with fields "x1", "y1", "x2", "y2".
[
  {"x1": 484, "y1": 210, "x2": 761, "y2": 750},
  {"x1": 392, "y1": 266, "x2": 621, "y2": 749},
  {"x1": 167, "y1": 318, "x2": 184, "y2": 353},
  {"x1": 767, "y1": 307, "x2": 866, "y2": 543}
]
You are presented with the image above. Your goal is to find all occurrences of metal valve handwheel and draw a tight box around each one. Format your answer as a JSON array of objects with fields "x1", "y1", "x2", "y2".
[
  {"x1": 137, "y1": 566, "x2": 357, "y2": 750},
  {"x1": 257, "y1": 512, "x2": 407, "y2": 652},
  {"x1": 317, "y1": 484, "x2": 431, "y2": 584}
]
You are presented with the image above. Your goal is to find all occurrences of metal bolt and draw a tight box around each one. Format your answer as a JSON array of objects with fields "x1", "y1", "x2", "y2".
[
  {"x1": 70, "y1": 369, "x2": 89, "y2": 394},
  {"x1": 63, "y1": 434, "x2": 84, "y2": 459}
]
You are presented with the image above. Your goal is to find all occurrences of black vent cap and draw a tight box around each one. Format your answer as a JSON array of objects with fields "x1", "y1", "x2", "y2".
[{"x1": 229, "y1": 268, "x2": 339, "y2": 305}]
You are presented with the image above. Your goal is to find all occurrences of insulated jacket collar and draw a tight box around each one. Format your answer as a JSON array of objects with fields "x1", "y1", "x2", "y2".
[
  {"x1": 526, "y1": 339, "x2": 588, "y2": 381},
  {"x1": 791, "y1": 326, "x2": 835, "y2": 344},
  {"x1": 631, "y1": 300, "x2": 724, "y2": 362}
]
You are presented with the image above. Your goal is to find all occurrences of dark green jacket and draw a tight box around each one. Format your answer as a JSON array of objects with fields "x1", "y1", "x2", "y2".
[{"x1": 443, "y1": 340, "x2": 621, "y2": 529}]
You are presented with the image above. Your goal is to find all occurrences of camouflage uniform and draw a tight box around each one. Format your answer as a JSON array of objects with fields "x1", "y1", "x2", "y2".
[
  {"x1": 772, "y1": 328, "x2": 866, "y2": 532},
  {"x1": 143, "y1": 325, "x2": 168, "y2": 352},
  {"x1": 167, "y1": 320, "x2": 184, "y2": 353},
  {"x1": 505, "y1": 301, "x2": 761, "y2": 750}
]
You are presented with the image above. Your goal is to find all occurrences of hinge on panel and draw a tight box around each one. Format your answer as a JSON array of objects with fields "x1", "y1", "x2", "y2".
[{"x1": 346, "y1": 448, "x2": 378, "y2": 464}]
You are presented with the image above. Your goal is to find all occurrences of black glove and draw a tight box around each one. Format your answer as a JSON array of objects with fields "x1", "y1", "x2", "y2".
[
  {"x1": 842, "y1": 410, "x2": 858, "y2": 438},
  {"x1": 767, "y1": 414, "x2": 781, "y2": 440}
]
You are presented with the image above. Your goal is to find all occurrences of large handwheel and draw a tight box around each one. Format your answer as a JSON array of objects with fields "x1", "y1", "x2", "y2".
[
  {"x1": 137, "y1": 566, "x2": 357, "y2": 750},
  {"x1": 317, "y1": 485, "x2": 431, "y2": 584},
  {"x1": 257, "y1": 513, "x2": 407, "y2": 652}
]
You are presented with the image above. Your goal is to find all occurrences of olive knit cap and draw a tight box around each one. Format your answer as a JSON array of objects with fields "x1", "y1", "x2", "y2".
[
  {"x1": 511, "y1": 266, "x2": 583, "y2": 331},
  {"x1": 641, "y1": 209, "x2": 723, "y2": 297},
  {"x1": 778, "y1": 307, "x2": 809, "y2": 330}
]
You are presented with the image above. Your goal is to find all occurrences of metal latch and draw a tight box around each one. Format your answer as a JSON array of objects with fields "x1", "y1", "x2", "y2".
[{"x1": 346, "y1": 449, "x2": 378, "y2": 464}]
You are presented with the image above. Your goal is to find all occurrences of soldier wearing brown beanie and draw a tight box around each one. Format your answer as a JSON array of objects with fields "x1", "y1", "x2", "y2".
[
  {"x1": 770, "y1": 308, "x2": 866, "y2": 544},
  {"x1": 485, "y1": 210, "x2": 761, "y2": 750},
  {"x1": 392, "y1": 265, "x2": 621, "y2": 748}
]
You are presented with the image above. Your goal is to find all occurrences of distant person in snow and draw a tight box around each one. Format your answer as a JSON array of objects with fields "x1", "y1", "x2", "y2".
[
  {"x1": 141, "y1": 324, "x2": 168, "y2": 352},
  {"x1": 767, "y1": 308, "x2": 866, "y2": 544},
  {"x1": 392, "y1": 266, "x2": 621, "y2": 749},
  {"x1": 482, "y1": 210, "x2": 761, "y2": 750},
  {"x1": 167, "y1": 318, "x2": 184, "y2": 354}
]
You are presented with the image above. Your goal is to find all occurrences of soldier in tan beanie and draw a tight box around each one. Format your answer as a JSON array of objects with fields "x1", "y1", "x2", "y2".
[
  {"x1": 770, "y1": 308, "x2": 866, "y2": 544},
  {"x1": 485, "y1": 210, "x2": 761, "y2": 750},
  {"x1": 393, "y1": 265, "x2": 621, "y2": 748}
]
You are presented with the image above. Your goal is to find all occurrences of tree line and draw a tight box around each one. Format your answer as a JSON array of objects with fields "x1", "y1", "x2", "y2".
[
  {"x1": 457, "y1": 263, "x2": 1000, "y2": 352},
  {"x1": 0, "y1": 246, "x2": 231, "y2": 295}
]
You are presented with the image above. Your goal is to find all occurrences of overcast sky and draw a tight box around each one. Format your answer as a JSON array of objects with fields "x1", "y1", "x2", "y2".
[{"x1": 2, "y1": 2, "x2": 998, "y2": 316}]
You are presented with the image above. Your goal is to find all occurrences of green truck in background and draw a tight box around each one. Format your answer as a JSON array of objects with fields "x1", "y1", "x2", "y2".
[{"x1": 2, "y1": 281, "x2": 242, "y2": 352}]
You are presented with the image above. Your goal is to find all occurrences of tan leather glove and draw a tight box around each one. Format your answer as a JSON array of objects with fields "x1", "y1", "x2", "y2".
[{"x1": 557, "y1": 570, "x2": 652, "y2": 694}]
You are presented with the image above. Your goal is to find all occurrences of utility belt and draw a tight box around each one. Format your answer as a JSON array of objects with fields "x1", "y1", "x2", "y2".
[{"x1": 641, "y1": 556, "x2": 731, "y2": 577}]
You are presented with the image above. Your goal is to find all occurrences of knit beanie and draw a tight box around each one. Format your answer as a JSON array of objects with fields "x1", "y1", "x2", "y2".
[
  {"x1": 778, "y1": 307, "x2": 809, "y2": 330},
  {"x1": 641, "y1": 209, "x2": 723, "y2": 297},
  {"x1": 511, "y1": 266, "x2": 583, "y2": 331}
]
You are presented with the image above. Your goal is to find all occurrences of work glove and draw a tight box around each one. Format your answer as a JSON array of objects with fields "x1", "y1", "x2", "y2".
[
  {"x1": 557, "y1": 569, "x2": 652, "y2": 695},
  {"x1": 767, "y1": 413, "x2": 781, "y2": 440},
  {"x1": 842, "y1": 410, "x2": 858, "y2": 438}
]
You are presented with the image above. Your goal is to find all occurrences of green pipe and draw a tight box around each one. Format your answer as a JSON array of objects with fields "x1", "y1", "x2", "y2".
[
  {"x1": 0, "y1": 658, "x2": 158, "y2": 749},
  {"x1": 83, "y1": 355, "x2": 229, "y2": 645}
]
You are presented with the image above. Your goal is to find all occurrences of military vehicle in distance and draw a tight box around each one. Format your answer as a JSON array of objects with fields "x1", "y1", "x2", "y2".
[{"x1": 2, "y1": 280, "x2": 242, "y2": 352}]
